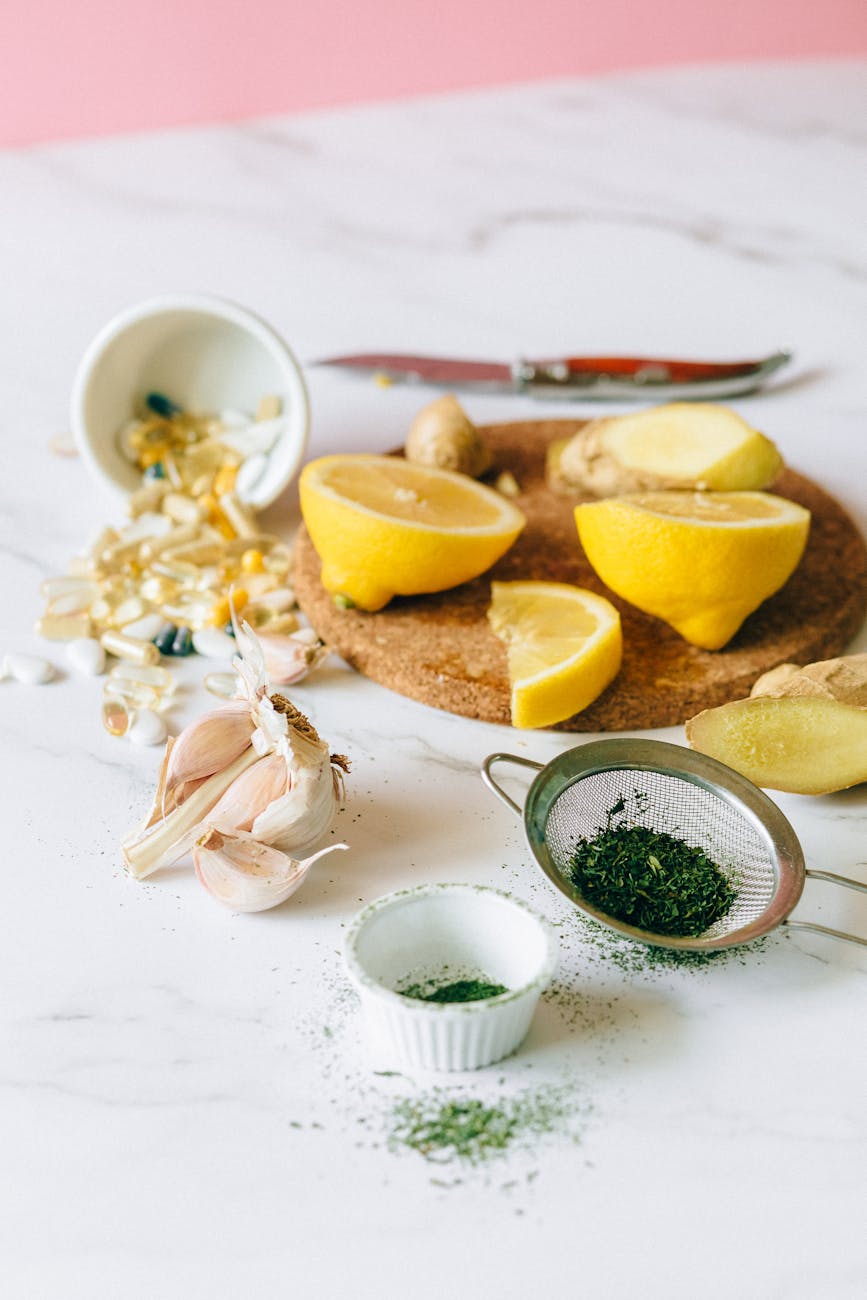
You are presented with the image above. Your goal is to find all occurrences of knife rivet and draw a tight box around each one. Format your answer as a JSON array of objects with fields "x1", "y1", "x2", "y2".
[{"x1": 635, "y1": 364, "x2": 671, "y2": 384}]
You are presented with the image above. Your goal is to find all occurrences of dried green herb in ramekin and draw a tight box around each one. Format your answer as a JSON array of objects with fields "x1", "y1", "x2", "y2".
[{"x1": 398, "y1": 977, "x2": 509, "y2": 1003}]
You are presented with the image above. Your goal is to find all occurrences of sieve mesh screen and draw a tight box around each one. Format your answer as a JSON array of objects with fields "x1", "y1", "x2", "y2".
[{"x1": 544, "y1": 768, "x2": 777, "y2": 939}]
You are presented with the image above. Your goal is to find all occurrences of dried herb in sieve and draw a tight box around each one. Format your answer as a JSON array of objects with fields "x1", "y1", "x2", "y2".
[{"x1": 566, "y1": 804, "x2": 736, "y2": 938}]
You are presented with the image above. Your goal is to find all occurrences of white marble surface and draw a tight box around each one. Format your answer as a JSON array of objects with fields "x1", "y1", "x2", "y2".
[{"x1": 2, "y1": 60, "x2": 866, "y2": 1300}]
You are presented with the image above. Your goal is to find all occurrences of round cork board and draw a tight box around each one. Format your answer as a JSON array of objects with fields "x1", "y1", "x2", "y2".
[{"x1": 292, "y1": 419, "x2": 867, "y2": 731}]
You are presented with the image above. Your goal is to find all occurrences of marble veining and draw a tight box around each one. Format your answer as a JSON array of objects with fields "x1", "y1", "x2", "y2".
[{"x1": 1, "y1": 59, "x2": 866, "y2": 1300}]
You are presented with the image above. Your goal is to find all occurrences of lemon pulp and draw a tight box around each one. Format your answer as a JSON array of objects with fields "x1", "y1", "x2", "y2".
[{"x1": 488, "y1": 580, "x2": 622, "y2": 728}]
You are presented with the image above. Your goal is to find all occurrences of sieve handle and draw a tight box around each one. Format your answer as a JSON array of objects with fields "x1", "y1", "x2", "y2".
[
  {"x1": 784, "y1": 922, "x2": 867, "y2": 949},
  {"x1": 480, "y1": 752, "x2": 544, "y2": 818},
  {"x1": 784, "y1": 868, "x2": 867, "y2": 947}
]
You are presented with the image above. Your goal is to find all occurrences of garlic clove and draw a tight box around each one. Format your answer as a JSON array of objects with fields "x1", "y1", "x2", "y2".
[
  {"x1": 257, "y1": 630, "x2": 328, "y2": 685},
  {"x1": 164, "y1": 700, "x2": 255, "y2": 788},
  {"x1": 205, "y1": 753, "x2": 289, "y2": 833},
  {"x1": 251, "y1": 758, "x2": 340, "y2": 858},
  {"x1": 193, "y1": 830, "x2": 348, "y2": 912}
]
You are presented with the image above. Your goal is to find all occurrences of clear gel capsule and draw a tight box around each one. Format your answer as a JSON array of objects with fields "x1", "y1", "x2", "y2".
[
  {"x1": 100, "y1": 631, "x2": 161, "y2": 666},
  {"x1": 103, "y1": 679, "x2": 162, "y2": 711},
  {"x1": 204, "y1": 672, "x2": 238, "y2": 700},
  {"x1": 101, "y1": 695, "x2": 131, "y2": 737},
  {"x1": 40, "y1": 576, "x2": 99, "y2": 601},
  {"x1": 46, "y1": 589, "x2": 96, "y2": 616},
  {"x1": 35, "y1": 613, "x2": 92, "y2": 641},
  {"x1": 110, "y1": 662, "x2": 173, "y2": 691}
]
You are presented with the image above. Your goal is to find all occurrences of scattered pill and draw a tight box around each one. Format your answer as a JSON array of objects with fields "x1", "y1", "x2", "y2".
[
  {"x1": 102, "y1": 696, "x2": 131, "y2": 736},
  {"x1": 110, "y1": 662, "x2": 173, "y2": 691},
  {"x1": 171, "y1": 626, "x2": 193, "y2": 656},
  {"x1": 67, "y1": 637, "x2": 106, "y2": 676},
  {"x1": 154, "y1": 623, "x2": 179, "y2": 655},
  {"x1": 192, "y1": 627, "x2": 237, "y2": 658},
  {"x1": 235, "y1": 453, "x2": 268, "y2": 500},
  {"x1": 121, "y1": 613, "x2": 164, "y2": 642},
  {"x1": 5, "y1": 653, "x2": 55, "y2": 684},
  {"x1": 35, "y1": 613, "x2": 92, "y2": 641},
  {"x1": 146, "y1": 392, "x2": 182, "y2": 418},
  {"x1": 204, "y1": 672, "x2": 239, "y2": 700},
  {"x1": 128, "y1": 708, "x2": 168, "y2": 746},
  {"x1": 100, "y1": 630, "x2": 161, "y2": 666}
]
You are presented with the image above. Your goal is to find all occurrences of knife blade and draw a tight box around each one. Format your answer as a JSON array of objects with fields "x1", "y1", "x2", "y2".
[{"x1": 313, "y1": 349, "x2": 792, "y2": 401}]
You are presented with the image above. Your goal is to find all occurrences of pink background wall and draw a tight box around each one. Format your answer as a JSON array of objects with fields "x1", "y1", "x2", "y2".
[{"x1": 5, "y1": 0, "x2": 867, "y2": 148}]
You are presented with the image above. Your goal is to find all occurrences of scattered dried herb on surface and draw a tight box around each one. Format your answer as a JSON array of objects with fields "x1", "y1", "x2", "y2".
[
  {"x1": 398, "y1": 977, "x2": 509, "y2": 1003},
  {"x1": 567, "y1": 804, "x2": 736, "y2": 938},
  {"x1": 388, "y1": 1085, "x2": 580, "y2": 1166}
]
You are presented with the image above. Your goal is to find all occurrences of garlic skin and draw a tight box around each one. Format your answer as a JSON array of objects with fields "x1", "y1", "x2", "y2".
[
  {"x1": 122, "y1": 617, "x2": 350, "y2": 899},
  {"x1": 193, "y1": 830, "x2": 347, "y2": 913}
]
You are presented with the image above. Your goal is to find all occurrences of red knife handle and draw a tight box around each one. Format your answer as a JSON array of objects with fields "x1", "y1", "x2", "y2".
[{"x1": 559, "y1": 356, "x2": 765, "y2": 381}]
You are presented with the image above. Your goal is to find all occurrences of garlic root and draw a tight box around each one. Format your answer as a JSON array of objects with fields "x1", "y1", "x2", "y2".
[
  {"x1": 685, "y1": 653, "x2": 867, "y2": 794},
  {"x1": 404, "y1": 395, "x2": 492, "y2": 478}
]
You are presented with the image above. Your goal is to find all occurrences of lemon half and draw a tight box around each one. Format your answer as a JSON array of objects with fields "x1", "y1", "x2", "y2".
[
  {"x1": 574, "y1": 490, "x2": 810, "y2": 650},
  {"x1": 488, "y1": 581, "x2": 622, "y2": 728},
  {"x1": 299, "y1": 454, "x2": 525, "y2": 611}
]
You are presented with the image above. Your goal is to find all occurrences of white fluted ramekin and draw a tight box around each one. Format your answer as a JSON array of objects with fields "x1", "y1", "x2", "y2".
[{"x1": 344, "y1": 884, "x2": 558, "y2": 1072}]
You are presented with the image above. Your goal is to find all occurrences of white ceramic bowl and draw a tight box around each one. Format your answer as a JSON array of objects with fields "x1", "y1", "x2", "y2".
[
  {"x1": 344, "y1": 884, "x2": 558, "y2": 1072},
  {"x1": 70, "y1": 293, "x2": 309, "y2": 508}
]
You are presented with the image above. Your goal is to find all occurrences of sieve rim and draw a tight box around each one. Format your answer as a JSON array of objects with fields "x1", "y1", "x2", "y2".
[{"x1": 519, "y1": 739, "x2": 806, "y2": 952}]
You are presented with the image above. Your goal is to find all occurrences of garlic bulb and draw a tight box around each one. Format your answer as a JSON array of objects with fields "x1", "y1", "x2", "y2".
[
  {"x1": 122, "y1": 617, "x2": 350, "y2": 909},
  {"x1": 194, "y1": 831, "x2": 347, "y2": 913}
]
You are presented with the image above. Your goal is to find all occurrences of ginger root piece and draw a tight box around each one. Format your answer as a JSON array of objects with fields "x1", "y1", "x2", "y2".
[
  {"x1": 549, "y1": 403, "x2": 782, "y2": 497},
  {"x1": 405, "y1": 394, "x2": 492, "y2": 478},
  {"x1": 685, "y1": 653, "x2": 867, "y2": 795}
]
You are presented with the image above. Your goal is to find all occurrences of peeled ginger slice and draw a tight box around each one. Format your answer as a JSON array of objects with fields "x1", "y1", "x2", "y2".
[
  {"x1": 685, "y1": 654, "x2": 867, "y2": 794},
  {"x1": 557, "y1": 402, "x2": 782, "y2": 496}
]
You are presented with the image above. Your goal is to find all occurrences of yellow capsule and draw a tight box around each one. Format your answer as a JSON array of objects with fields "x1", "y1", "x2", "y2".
[
  {"x1": 208, "y1": 587, "x2": 248, "y2": 627},
  {"x1": 197, "y1": 492, "x2": 219, "y2": 520},
  {"x1": 212, "y1": 463, "x2": 239, "y2": 496},
  {"x1": 138, "y1": 442, "x2": 169, "y2": 469},
  {"x1": 240, "y1": 548, "x2": 264, "y2": 574},
  {"x1": 214, "y1": 515, "x2": 237, "y2": 541},
  {"x1": 217, "y1": 560, "x2": 241, "y2": 584},
  {"x1": 209, "y1": 596, "x2": 232, "y2": 627},
  {"x1": 256, "y1": 394, "x2": 282, "y2": 421}
]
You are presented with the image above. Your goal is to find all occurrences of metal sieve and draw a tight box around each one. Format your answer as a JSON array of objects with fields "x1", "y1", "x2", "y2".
[{"x1": 481, "y1": 739, "x2": 867, "y2": 952}]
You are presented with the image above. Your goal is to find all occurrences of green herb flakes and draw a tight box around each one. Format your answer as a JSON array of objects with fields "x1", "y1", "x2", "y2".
[
  {"x1": 567, "y1": 818, "x2": 736, "y2": 938},
  {"x1": 388, "y1": 1085, "x2": 580, "y2": 1166},
  {"x1": 398, "y1": 977, "x2": 509, "y2": 1003}
]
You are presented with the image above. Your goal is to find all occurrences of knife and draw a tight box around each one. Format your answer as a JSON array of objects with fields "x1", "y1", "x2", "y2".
[{"x1": 313, "y1": 349, "x2": 792, "y2": 401}]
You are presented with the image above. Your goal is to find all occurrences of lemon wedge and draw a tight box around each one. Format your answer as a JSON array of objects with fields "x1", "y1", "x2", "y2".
[
  {"x1": 574, "y1": 490, "x2": 810, "y2": 650},
  {"x1": 488, "y1": 581, "x2": 622, "y2": 728},
  {"x1": 299, "y1": 454, "x2": 525, "y2": 611}
]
